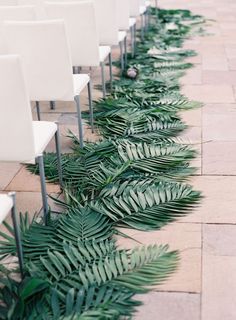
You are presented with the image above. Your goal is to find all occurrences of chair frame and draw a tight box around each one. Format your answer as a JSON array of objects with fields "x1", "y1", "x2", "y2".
[
  {"x1": 7, "y1": 192, "x2": 24, "y2": 279},
  {"x1": 100, "y1": 52, "x2": 113, "y2": 98},
  {"x1": 37, "y1": 122, "x2": 63, "y2": 223}
]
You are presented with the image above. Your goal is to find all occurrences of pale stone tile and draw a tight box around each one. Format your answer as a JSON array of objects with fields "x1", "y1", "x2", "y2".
[
  {"x1": 203, "y1": 224, "x2": 236, "y2": 256},
  {"x1": 117, "y1": 223, "x2": 202, "y2": 293},
  {"x1": 203, "y1": 141, "x2": 236, "y2": 174},
  {"x1": 189, "y1": 176, "x2": 236, "y2": 224},
  {"x1": 203, "y1": 113, "x2": 236, "y2": 141},
  {"x1": 0, "y1": 162, "x2": 21, "y2": 190},
  {"x1": 179, "y1": 108, "x2": 202, "y2": 127},
  {"x1": 5, "y1": 167, "x2": 60, "y2": 193},
  {"x1": 202, "y1": 255, "x2": 236, "y2": 320},
  {"x1": 181, "y1": 65, "x2": 202, "y2": 85},
  {"x1": 182, "y1": 85, "x2": 235, "y2": 103},
  {"x1": 180, "y1": 126, "x2": 202, "y2": 143},
  {"x1": 202, "y1": 55, "x2": 228, "y2": 71},
  {"x1": 184, "y1": 174, "x2": 236, "y2": 225},
  {"x1": 229, "y1": 59, "x2": 236, "y2": 70},
  {"x1": 225, "y1": 47, "x2": 236, "y2": 59},
  {"x1": 135, "y1": 292, "x2": 200, "y2": 320},
  {"x1": 203, "y1": 103, "x2": 236, "y2": 114},
  {"x1": 202, "y1": 71, "x2": 236, "y2": 85}
]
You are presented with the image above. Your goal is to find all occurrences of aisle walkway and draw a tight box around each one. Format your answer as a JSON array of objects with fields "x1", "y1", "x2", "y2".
[
  {"x1": 133, "y1": 0, "x2": 236, "y2": 318},
  {"x1": 0, "y1": 1, "x2": 236, "y2": 319}
]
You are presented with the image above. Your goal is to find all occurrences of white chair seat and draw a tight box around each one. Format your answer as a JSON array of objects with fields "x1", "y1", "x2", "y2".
[
  {"x1": 73, "y1": 74, "x2": 90, "y2": 96},
  {"x1": 118, "y1": 30, "x2": 127, "y2": 43},
  {"x1": 129, "y1": 17, "x2": 136, "y2": 28},
  {"x1": 99, "y1": 45, "x2": 111, "y2": 63},
  {"x1": 140, "y1": 5, "x2": 147, "y2": 15},
  {"x1": 0, "y1": 194, "x2": 13, "y2": 224},
  {"x1": 32, "y1": 121, "x2": 57, "y2": 158}
]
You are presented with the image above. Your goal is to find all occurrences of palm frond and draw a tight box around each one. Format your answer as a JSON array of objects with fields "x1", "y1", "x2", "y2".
[{"x1": 91, "y1": 179, "x2": 201, "y2": 230}]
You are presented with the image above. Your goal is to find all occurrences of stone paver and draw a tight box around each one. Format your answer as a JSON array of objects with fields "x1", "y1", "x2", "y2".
[
  {"x1": 118, "y1": 223, "x2": 202, "y2": 293},
  {"x1": 203, "y1": 70, "x2": 236, "y2": 84},
  {"x1": 202, "y1": 255, "x2": 236, "y2": 320},
  {"x1": 191, "y1": 176, "x2": 236, "y2": 224},
  {"x1": 182, "y1": 84, "x2": 235, "y2": 103},
  {"x1": 135, "y1": 292, "x2": 201, "y2": 320},
  {"x1": 203, "y1": 141, "x2": 236, "y2": 175},
  {"x1": 0, "y1": 162, "x2": 21, "y2": 190},
  {"x1": 203, "y1": 113, "x2": 236, "y2": 141},
  {"x1": 203, "y1": 224, "x2": 236, "y2": 256}
]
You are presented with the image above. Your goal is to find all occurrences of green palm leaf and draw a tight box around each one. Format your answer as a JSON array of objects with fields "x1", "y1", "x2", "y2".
[{"x1": 91, "y1": 179, "x2": 201, "y2": 230}]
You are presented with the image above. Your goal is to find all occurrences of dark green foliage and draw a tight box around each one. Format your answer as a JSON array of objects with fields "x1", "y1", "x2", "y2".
[{"x1": 0, "y1": 8, "x2": 205, "y2": 319}]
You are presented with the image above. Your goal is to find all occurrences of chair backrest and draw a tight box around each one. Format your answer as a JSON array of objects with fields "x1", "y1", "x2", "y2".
[
  {"x1": 0, "y1": 6, "x2": 36, "y2": 53},
  {"x1": 0, "y1": 0, "x2": 17, "y2": 5},
  {"x1": 129, "y1": 0, "x2": 140, "y2": 17},
  {"x1": 0, "y1": 5, "x2": 36, "y2": 24},
  {"x1": 45, "y1": 1, "x2": 100, "y2": 67},
  {"x1": 3, "y1": 20, "x2": 75, "y2": 101},
  {"x1": 93, "y1": 0, "x2": 119, "y2": 46},
  {"x1": 116, "y1": 0, "x2": 130, "y2": 31},
  {"x1": 18, "y1": 0, "x2": 46, "y2": 19},
  {"x1": 0, "y1": 55, "x2": 35, "y2": 162}
]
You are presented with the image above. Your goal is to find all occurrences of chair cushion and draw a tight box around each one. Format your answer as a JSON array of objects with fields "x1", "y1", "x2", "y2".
[
  {"x1": 73, "y1": 74, "x2": 90, "y2": 96},
  {"x1": 118, "y1": 31, "x2": 127, "y2": 43},
  {"x1": 32, "y1": 121, "x2": 57, "y2": 158},
  {"x1": 0, "y1": 194, "x2": 13, "y2": 224},
  {"x1": 129, "y1": 18, "x2": 136, "y2": 28},
  {"x1": 99, "y1": 46, "x2": 111, "y2": 62},
  {"x1": 140, "y1": 6, "x2": 147, "y2": 15}
]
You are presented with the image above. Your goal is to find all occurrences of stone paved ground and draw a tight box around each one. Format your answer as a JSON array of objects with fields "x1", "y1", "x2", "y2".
[
  {"x1": 133, "y1": 0, "x2": 236, "y2": 318},
  {"x1": 1, "y1": 0, "x2": 236, "y2": 318}
]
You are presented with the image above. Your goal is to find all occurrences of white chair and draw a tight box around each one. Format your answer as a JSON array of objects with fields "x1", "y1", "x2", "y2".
[
  {"x1": 0, "y1": 6, "x2": 36, "y2": 53},
  {"x1": 140, "y1": 0, "x2": 151, "y2": 30},
  {"x1": 94, "y1": 0, "x2": 127, "y2": 71},
  {"x1": 0, "y1": 192, "x2": 24, "y2": 278},
  {"x1": 3, "y1": 20, "x2": 93, "y2": 146},
  {"x1": 116, "y1": 0, "x2": 136, "y2": 58},
  {"x1": 129, "y1": 0, "x2": 147, "y2": 40},
  {"x1": 44, "y1": 0, "x2": 112, "y2": 98},
  {"x1": 0, "y1": 54, "x2": 63, "y2": 223}
]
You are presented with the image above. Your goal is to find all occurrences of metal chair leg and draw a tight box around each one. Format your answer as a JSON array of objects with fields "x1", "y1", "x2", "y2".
[
  {"x1": 119, "y1": 40, "x2": 124, "y2": 71},
  {"x1": 155, "y1": 0, "x2": 158, "y2": 15},
  {"x1": 74, "y1": 95, "x2": 84, "y2": 148},
  {"x1": 131, "y1": 25, "x2": 135, "y2": 58},
  {"x1": 36, "y1": 101, "x2": 41, "y2": 121},
  {"x1": 109, "y1": 52, "x2": 113, "y2": 92},
  {"x1": 50, "y1": 101, "x2": 56, "y2": 110},
  {"x1": 141, "y1": 14, "x2": 145, "y2": 41},
  {"x1": 148, "y1": 10, "x2": 151, "y2": 28},
  {"x1": 134, "y1": 24, "x2": 137, "y2": 55},
  {"x1": 124, "y1": 36, "x2": 128, "y2": 68},
  {"x1": 100, "y1": 62, "x2": 106, "y2": 98},
  {"x1": 145, "y1": 11, "x2": 148, "y2": 32},
  {"x1": 37, "y1": 154, "x2": 49, "y2": 225},
  {"x1": 87, "y1": 81, "x2": 94, "y2": 133},
  {"x1": 54, "y1": 124, "x2": 63, "y2": 188},
  {"x1": 9, "y1": 192, "x2": 24, "y2": 280}
]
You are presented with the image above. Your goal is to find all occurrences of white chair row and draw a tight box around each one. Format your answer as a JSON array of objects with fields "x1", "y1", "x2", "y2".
[
  {"x1": 2, "y1": 19, "x2": 92, "y2": 148},
  {"x1": 0, "y1": 1, "x2": 151, "y2": 100}
]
